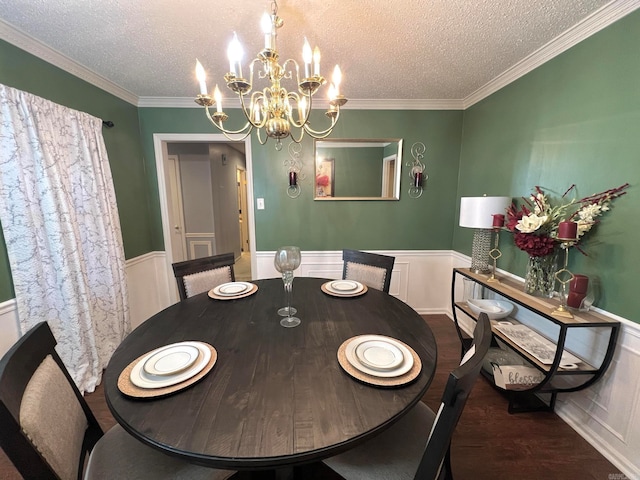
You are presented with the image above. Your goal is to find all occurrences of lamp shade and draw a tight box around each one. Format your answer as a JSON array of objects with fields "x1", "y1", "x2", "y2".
[{"x1": 459, "y1": 196, "x2": 511, "y2": 229}]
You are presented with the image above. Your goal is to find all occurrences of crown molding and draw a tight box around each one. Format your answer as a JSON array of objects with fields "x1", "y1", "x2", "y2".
[
  {"x1": 2, "y1": 1, "x2": 638, "y2": 112},
  {"x1": 0, "y1": 18, "x2": 138, "y2": 106},
  {"x1": 462, "y1": 0, "x2": 640, "y2": 109}
]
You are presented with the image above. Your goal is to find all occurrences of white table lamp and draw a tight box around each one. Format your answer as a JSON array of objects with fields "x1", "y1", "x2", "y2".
[{"x1": 459, "y1": 196, "x2": 511, "y2": 273}]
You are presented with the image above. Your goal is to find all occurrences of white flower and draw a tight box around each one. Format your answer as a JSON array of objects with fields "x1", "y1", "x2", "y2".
[
  {"x1": 578, "y1": 203, "x2": 603, "y2": 221},
  {"x1": 516, "y1": 214, "x2": 548, "y2": 233},
  {"x1": 576, "y1": 219, "x2": 593, "y2": 237}
]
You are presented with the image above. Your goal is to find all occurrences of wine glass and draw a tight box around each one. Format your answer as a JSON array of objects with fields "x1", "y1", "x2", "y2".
[{"x1": 274, "y1": 246, "x2": 301, "y2": 328}]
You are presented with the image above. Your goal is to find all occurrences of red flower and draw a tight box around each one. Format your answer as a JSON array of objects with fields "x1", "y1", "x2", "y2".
[{"x1": 513, "y1": 232, "x2": 556, "y2": 257}]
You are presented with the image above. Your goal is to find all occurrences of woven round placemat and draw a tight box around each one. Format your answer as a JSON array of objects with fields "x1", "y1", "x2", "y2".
[
  {"x1": 208, "y1": 283, "x2": 258, "y2": 300},
  {"x1": 118, "y1": 343, "x2": 217, "y2": 399},
  {"x1": 337, "y1": 336, "x2": 422, "y2": 387},
  {"x1": 321, "y1": 281, "x2": 368, "y2": 298}
]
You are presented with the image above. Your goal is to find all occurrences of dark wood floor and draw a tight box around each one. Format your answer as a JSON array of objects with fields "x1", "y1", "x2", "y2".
[{"x1": 0, "y1": 315, "x2": 623, "y2": 479}]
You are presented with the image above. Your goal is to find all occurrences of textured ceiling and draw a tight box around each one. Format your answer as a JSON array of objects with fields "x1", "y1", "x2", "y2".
[{"x1": 0, "y1": 0, "x2": 625, "y2": 104}]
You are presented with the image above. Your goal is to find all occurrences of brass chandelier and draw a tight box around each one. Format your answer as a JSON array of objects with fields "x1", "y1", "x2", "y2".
[{"x1": 194, "y1": 0, "x2": 347, "y2": 150}]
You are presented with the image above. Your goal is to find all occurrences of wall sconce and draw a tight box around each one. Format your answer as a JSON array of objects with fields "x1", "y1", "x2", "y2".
[
  {"x1": 284, "y1": 142, "x2": 304, "y2": 198},
  {"x1": 407, "y1": 142, "x2": 427, "y2": 198},
  {"x1": 459, "y1": 195, "x2": 511, "y2": 274}
]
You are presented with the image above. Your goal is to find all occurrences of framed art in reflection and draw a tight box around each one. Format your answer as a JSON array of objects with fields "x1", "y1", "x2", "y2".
[{"x1": 316, "y1": 158, "x2": 335, "y2": 197}]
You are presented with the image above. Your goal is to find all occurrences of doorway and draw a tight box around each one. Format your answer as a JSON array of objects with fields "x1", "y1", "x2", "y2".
[{"x1": 154, "y1": 134, "x2": 256, "y2": 304}]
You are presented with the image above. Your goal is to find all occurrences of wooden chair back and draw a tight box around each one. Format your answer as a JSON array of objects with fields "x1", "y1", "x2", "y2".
[
  {"x1": 0, "y1": 322, "x2": 103, "y2": 480},
  {"x1": 414, "y1": 313, "x2": 492, "y2": 479},
  {"x1": 342, "y1": 249, "x2": 395, "y2": 293},
  {"x1": 172, "y1": 252, "x2": 236, "y2": 300}
]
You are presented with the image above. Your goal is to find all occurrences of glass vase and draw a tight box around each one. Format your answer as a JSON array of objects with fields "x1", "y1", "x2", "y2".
[{"x1": 524, "y1": 253, "x2": 558, "y2": 298}]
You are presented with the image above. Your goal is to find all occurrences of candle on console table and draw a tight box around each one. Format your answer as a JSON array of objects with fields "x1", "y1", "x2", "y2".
[
  {"x1": 558, "y1": 220, "x2": 577, "y2": 240},
  {"x1": 570, "y1": 274, "x2": 589, "y2": 294},
  {"x1": 492, "y1": 214, "x2": 505, "y2": 228}
]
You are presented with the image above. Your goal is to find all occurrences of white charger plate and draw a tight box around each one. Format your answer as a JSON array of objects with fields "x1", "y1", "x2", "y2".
[
  {"x1": 345, "y1": 335, "x2": 414, "y2": 377},
  {"x1": 143, "y1": 343, "x2": 200, "y2": 376},
  {"x1": 355, "y1": 339, "x2": 404, "y2": 371},
  {"x1": 325, "y1": 281, "x2": 365, "y2": 295},
  {"x1": 213, "y1": 282, "x2": 252, "y2": 297},
  {"x1": 130, "y1": 342, "x2": 212, "y2": 389}
]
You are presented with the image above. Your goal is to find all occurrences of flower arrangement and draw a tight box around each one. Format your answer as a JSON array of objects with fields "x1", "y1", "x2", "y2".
[{"x1": 506, "y1": 183, "x2": 629, "y2": 257}]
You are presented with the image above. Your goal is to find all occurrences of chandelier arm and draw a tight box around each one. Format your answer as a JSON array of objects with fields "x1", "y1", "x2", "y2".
[
  {"x1": 302, "y1": 107, "x2": 342, "y2": 138},
  {"x1": 204, "y1": 105, "x2": 253, "y2": 137},
  {"x1": 248, "y1": 58, "x2": 261, "y2": 83},
  {"x1": 285, "y1": 91, "x2": 306, "y2": 128},
  {"x1": 240, "y1": 91, "x2": 267, "y2": 128},
  {"x1": 255, "y1": 127, "x2": 268, "y2": 145},
  {"x1": 288, "y1": 126, "x2": 305, "y2": 144},
  {"x1": 281, "y1": 58, "x2": 301, "y2": 83}
]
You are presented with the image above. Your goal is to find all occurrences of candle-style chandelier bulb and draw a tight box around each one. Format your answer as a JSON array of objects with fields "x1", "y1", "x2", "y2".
[{"x1": 194, "y1": 0, "x2": 348, "y2": 149}]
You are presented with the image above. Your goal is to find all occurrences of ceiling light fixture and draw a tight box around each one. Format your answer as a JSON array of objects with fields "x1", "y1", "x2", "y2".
[{"x1": 194, "y1": 0, "x2": 347, "y2": 150}]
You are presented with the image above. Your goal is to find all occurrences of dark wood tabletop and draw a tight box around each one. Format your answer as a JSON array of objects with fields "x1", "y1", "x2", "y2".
[{"x1": 103, "y1": 277, "x2": 437, "y2": 471}]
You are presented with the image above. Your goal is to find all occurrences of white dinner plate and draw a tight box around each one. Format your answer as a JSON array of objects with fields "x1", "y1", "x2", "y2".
[
  {"x1": 130, "y1": 342, "x2": 212, "y2": 389},
  {"x1": 212, "y1": 282, "x2": 252, "y2": 297},
  {"x1": 143, "y1": 343, "x2": 200, "y2": 376},
  {"x1": 355, "y1": 339, "x2": 404, "y2": 371},
  {"x1": 329, "y1": 280, "x2": 360, "y2": 292},
  {"x1": 345, "y1": 335, "x2": 414, "y2": 377},
  {"x1": 325, "y1": 281, "x2": 365, "y2": 295}
]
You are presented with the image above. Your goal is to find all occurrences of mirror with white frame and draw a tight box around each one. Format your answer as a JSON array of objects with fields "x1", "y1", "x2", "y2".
[{"x1": 313, "y1": 138, "x2": 403, "y2": 200}]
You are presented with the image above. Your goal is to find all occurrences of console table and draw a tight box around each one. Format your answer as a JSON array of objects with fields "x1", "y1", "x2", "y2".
[{"x1": 451, "y1": 268, "x2": 620, "y2": 413}]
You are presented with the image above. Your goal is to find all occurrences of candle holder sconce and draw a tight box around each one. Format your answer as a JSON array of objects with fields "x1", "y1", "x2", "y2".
[
  {"x1": 284, "y1": 142, "x2": 305, "y2": 198},
  {"x1": 552, "y1": 221, "x2": 578, "y2": 318},
  {"x1": 406, "y1": 142, "x2": 427, "y2": 199},
  {"x1": 487, "y1": 214, "x2": 505, "y2": 283}
]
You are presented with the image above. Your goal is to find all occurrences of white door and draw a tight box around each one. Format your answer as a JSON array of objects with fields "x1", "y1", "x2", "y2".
[
  {"x1": 237, "y1": 167, "x2": 250, "y2": 253},
  {"x1": 164, "y1": 155, "x2": 187, "y2": 263}
]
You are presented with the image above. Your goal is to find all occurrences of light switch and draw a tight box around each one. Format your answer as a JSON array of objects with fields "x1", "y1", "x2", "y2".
[{"x1": 257, "y1": 198, "x2": 265, "y2": 210}]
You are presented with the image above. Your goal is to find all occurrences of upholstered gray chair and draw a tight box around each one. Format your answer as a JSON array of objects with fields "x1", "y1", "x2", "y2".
[
  {"x1": 0, "y1": 321, "x2": 236, "y2": 480},
  {"x1": 172, "y1": 252, "x2": 236, "y2": 300},
  {"x1": 323, "y1": 313, "x2": 493, "y2": 480},
  {"x1": 342, "y1": 249, "x2": 395, "y2": 293}
]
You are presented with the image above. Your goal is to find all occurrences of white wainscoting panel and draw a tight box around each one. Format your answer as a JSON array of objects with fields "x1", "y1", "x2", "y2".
[
  {"x1": 254, "y1": 250, "x2": 454, "y2": 313},
  {"x1": 125, "y1": 251, "x2": 173, "y2": 329},
  {"x1": 0, "y1": 298, "x2": 19, "y2": 357}
]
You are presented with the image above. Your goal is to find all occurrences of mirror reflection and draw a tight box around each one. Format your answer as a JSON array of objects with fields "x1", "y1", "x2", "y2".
[{"x1": 314, "y1": 138, "x2": 403, "y2": 200}]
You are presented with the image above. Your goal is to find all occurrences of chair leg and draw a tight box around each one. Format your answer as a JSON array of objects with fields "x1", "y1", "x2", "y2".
[{"x1": 443, "y1": 445, "x2": 453, "y2": 480}]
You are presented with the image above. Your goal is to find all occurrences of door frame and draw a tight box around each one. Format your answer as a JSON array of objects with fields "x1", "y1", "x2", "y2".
[{"x1": 153, "y1": 133, "x2": 256, "y2": 304}]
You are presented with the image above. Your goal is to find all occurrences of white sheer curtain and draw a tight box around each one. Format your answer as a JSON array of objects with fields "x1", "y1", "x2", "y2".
[{"x1": 0, "y1": 83, "x2": 129, "y2": 393}]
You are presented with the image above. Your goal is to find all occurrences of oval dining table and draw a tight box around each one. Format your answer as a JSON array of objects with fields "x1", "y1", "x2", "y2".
[{"x1": 103, "y1": 277, "x2": 438, "y2": 477}]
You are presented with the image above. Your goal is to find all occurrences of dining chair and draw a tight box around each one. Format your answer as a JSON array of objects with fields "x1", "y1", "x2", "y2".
[
  {"x1": 0, "y1": 321, "x2": 236, "y2": 480},
  {"x1": 323, "y1": 313, "x2": 493, "y2": 480},
  {"x1": 342, "y1": 249, "x2": 395, "y2": 293},
  {"x1": 173, "y1": 252, "x2": 236, "y2": 300}
]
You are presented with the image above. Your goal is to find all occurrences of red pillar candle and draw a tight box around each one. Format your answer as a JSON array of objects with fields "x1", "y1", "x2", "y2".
[
  {"x1": 289, "y1": 171, "x2": 297, "y2": 186},
  {"x1": 568, "y1": 274, "x2": 588, "y2": 308},
  {"x1": 414, "y1": 171, "x2": 423, "y2": 188},
  {"x1": 570, "y1": 274, "x2": 589, "y2": 294},
  {"x1": 558, "y1": 221, "x2": 577, "y2": 240},
  {"x1": 492, "y1": 214, "x2": 505, "y2": 228}
]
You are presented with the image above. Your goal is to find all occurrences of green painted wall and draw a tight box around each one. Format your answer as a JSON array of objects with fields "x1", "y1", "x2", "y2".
[
  {"x1": 454, "y1": 10, "x2": 640, "y2": 320},
  {"x1": 0, "y1": 39, "x2": 153, "y2": 300},
  {"x1": 138, "y1": 108, "x2": 463, "y2": 251},
  {"x1": 2, "y1": 8, "x2": 638, "y2": 322}
]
